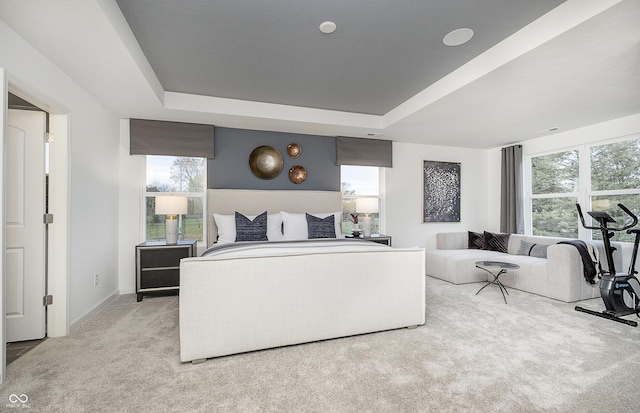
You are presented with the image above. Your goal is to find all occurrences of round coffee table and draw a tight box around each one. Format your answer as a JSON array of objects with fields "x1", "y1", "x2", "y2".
[{"x1": 475, "y1": 260, "x2": 520, "y2": 304}]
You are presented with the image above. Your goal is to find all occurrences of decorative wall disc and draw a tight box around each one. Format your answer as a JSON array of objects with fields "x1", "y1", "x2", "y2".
[
  {"x1": 287, "y1": 143, "x2": 302, "y2": 158},
  {"x1": 289, "y1": 165, "x2": 307, "y2": 184},
  {"x1": 248, "y1": 146, "x2": 284, "y2": 179}
]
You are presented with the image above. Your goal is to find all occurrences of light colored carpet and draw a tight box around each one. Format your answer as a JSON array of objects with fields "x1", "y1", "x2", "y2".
[{"x1": 2, "y1": 277, "x2": 640, "y2": 412}]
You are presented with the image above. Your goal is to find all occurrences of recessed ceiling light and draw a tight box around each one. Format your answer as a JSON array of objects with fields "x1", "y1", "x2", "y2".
[
  {"x1": 319, "y1": 21, "x2": 336, "y2": 34},
  {"x1": 365, "y1": 132, "x2": 384, "y2": 137},
  {"x1": 443, "y1": 28, "x2": 474, "y2": 47}
]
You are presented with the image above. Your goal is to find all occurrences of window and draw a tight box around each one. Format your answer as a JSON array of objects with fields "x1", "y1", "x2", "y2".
[
  {"x1": 341, "y1": 165, "x2": 381, "y2": 234},
  {"x1": 145, "y1": 156, "x2": 205, "y2": 243},
  {"x1": 527, "y1": 136, "x2": 640, "y2": 242},
  {"x1": 589, "y1": 138, "x2": 640, "y2": 242},
  {"x1": 529, "y1": 150, "x2": 579, "y2": 238}
]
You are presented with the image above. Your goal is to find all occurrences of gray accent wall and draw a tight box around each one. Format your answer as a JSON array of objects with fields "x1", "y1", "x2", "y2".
[{"x1": 208, "y1": 127, "x2": 339, "y2": 191}]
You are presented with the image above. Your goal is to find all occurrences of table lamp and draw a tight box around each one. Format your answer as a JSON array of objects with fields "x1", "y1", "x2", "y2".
[
  {"x1": 155, "y1": 195, "x2": 188, "y2": 244},
  {"x1": 356, "y1": 198, "x2": 379, "y2": 237}
]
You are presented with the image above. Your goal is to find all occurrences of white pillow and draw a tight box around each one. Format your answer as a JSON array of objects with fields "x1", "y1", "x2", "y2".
[
  {"x1": 280, "y1": 211, "x2": 344, "y2": 240},
  {"x1": 213, "y1": 212, "x2": 284, "y2": 243}
]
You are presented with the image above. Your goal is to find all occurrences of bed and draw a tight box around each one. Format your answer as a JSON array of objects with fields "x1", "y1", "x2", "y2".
[{"x1": 179, "y1": 189, "x2": 426, "y2": 363}]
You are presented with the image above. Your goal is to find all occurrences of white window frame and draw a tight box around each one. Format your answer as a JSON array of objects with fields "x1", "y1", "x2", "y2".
[
  {"x1": 525, "y1": 134, "x2": 640, "y2": 241},
  {"x1": 340, "y1": 166, "x2": 385, "y2": 234},
  {"x1": 142, "y1": 156, "x2": 208, "y2": 246}
]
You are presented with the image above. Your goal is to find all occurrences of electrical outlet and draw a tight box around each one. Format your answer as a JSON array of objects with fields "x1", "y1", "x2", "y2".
[{"x1": 94, "y1": 273, "x2": 99, "y2": 286}]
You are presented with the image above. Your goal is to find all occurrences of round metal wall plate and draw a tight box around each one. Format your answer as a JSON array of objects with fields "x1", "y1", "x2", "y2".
[
  {"x1": 287, "y1": 143, "x2": 302, "y2": 158},
  {"x1": 248, "y1": 146, "x2": 284, "y2": 179},
  {"x1": 289, "y1": 165, "x2": 307, "y2": 184}
]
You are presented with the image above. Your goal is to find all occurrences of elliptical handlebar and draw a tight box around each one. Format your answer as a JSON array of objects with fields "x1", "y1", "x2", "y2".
[
  {"x1": 575, "y1": 203, "x2": 594, "y2": 229},
  {"x1": 617, "y1": 203, "x2": 639, "y2": 230},
  {"x1": 576, "y1": 203, "x2": 638, "y2": 232}
]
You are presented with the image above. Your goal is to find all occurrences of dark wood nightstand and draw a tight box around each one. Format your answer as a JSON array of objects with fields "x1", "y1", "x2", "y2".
[
  {"x1": 135, "y1": 240, "x2": 197, "y2": 302},
  {"x1": 346, "y1": 234, "x2": 392, "y2": 246}
]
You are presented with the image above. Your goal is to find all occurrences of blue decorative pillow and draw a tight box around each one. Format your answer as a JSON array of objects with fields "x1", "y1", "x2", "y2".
[
  {"x1": 234, "y1": 211, "x2": 268, "y2": 242},
  {"x1": 306, "y1": 213, "x2": 336, "y2": 239}
]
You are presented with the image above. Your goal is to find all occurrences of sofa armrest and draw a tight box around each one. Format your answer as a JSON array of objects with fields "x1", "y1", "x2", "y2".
[
  {"x1": 436, "y1": 232, "x2": 468, "y2": 250},
  {"x1": 546, "y1": 244, "x2": 590, "y2": 302}
]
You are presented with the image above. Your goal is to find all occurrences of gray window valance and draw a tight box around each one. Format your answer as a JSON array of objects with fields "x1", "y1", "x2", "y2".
[
  {"x1": 129, "y1": 118, "x2": 215, "y2": 158},
  {"x1": 335, "y1": 136, "x2": 392, "y2": 167}
]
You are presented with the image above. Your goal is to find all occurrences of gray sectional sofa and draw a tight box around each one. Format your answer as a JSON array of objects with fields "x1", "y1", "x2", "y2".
[{"x1": 425, "y1": 232, "x2": 621, "y2": 303}]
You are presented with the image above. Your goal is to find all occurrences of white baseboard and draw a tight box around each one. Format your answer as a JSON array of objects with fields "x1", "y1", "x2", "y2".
[{"x1": 69, "y1": 290, "x2": 119, "y2": 333}]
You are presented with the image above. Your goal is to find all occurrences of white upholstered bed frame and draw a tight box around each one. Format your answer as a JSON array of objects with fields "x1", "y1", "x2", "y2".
[{"x1": 180, "y1": 189, "x2": 426, "y2": 363}]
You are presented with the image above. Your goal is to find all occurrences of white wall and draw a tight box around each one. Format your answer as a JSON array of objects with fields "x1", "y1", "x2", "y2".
[
  {"x1": 118, "y1": 119, "x2": 143, "y2": 294},
  {"x1": 386, "y1": 142, "x2": 490, "y2": 249},
  {"x1": 0, "y1": 20, "x2": 121, "y2": 330},
  {"x1": 67, "y1": 99, "x2": 120, "y2": 326}
]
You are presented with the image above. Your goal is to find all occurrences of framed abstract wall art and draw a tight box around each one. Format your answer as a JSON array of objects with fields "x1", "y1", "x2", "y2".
[{"x1": 423, "y1": 160, "x2": 461, "y2": 222}]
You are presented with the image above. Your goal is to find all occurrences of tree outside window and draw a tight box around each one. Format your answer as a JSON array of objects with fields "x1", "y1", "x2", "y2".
[
  {"x1": 530, "y1": 150, "x2": 579, "y2": 237},
  {"x1": 589, "y1": 138, "x2": 640, "y2": 242},
  {"x1": 528, "y1": 137, "x2": 640, "y2": 242},
  {"x1": 145, "y1": 156, "x2": 205, "y2": 242}
]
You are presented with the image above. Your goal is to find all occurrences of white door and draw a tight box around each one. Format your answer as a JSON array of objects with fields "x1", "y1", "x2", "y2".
[{"x1": 6, "y1": 109, "x2": 46, "y2": 342}]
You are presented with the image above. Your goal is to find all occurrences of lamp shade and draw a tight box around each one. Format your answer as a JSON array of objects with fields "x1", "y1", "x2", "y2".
[
  {"x1": 356, "y1": 198, "x2": 379, "y2": 214},
  {"x1": 155, "y1": 195, "x2": 188, "y2": 215}
]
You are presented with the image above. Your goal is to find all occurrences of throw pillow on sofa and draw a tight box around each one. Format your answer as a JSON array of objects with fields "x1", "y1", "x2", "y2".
[
  {"x1": 468, "y1": 231, "x2": 486, "y2": 249},
  {"x1": 484, "y1": 231, "x2": 510, "y2": 253},
  {"x1": 516, "y1": 240, "x2": 549, "y2": 258}
]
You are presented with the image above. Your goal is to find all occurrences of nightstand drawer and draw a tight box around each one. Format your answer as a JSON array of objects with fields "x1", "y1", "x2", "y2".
[
  {"x1": 139, "y1": 268, "x2": 180, "y2": 290},
  {"x1": 139, "y1": 247, "x2": 191, "y2": 268}
]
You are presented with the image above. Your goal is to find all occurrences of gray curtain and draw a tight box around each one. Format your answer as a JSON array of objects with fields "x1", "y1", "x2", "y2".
[
  {"x1": 500, "y1": 144, "x2": 524, "y2": 234},
  {"x1": 335, "y1": 136, "x2": 392, "y2": 167},
  {"x1": 130, "y1": 118, "x2": 214, "y2": 158}
]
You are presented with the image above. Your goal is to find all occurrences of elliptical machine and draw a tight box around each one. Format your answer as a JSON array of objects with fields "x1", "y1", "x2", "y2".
[{"x1": 574, "y1": 203, "x2": 640, "y2": 327}]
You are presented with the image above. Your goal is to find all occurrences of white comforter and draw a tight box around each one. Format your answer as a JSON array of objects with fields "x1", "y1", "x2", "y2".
[{"x1": 200, "y1": 238, "x2": 390, "y2": 259}]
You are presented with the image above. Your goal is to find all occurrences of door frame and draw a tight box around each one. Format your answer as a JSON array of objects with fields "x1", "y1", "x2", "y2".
[{"x1": 1, "y1": 74, "x2": 70, "y2": 383}]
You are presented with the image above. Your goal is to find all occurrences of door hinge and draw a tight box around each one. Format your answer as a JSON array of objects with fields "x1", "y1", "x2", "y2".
[
  {"x1": 43, "y1": 295, "x2": 53, "y2": 306},
  {"x1": 44, "y1": 213, "x2": 54, "y2": 224}
]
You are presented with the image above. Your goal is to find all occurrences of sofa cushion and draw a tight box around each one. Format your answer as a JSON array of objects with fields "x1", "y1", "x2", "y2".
[
  {"x1": 484, "y1": 231, "x2": 510, "y2": 253},
  {"x1": 468, "y1": 231, "x2": 486, "y2": 250},
  {"x1": 497, "y1": 256, "x2": 549, "y2": 296},
  {"x1": 426, "y1": 249, "x2": 505, "y2": 284},
  {"x1": 436, "y1": 232, "x2": 468, "y2": 250}
]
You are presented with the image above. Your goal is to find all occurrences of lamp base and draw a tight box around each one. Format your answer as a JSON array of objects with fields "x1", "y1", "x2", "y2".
[
  {"x1": 165, "y1": 215, "x2": 178, "y2": 244},
  {"x1": 363, "y1": 216, "x2": 372, "y2": 237}
]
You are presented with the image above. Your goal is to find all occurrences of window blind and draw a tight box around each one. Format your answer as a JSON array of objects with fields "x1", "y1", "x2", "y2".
[
  {"x1": 335, "y1": 136, "x2": 392, "y2": 167},
  {"x1": 129, "y1": 118, "x2": 214, "y2": 158}
]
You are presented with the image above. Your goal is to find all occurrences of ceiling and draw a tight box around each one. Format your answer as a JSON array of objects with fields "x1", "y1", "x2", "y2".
[
  {"x1": 1, "y1": 0, "x2": 639, "y2": 149},
  {"x1": 114, "y1": 0, "x2": 564, "y2": 116}
]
